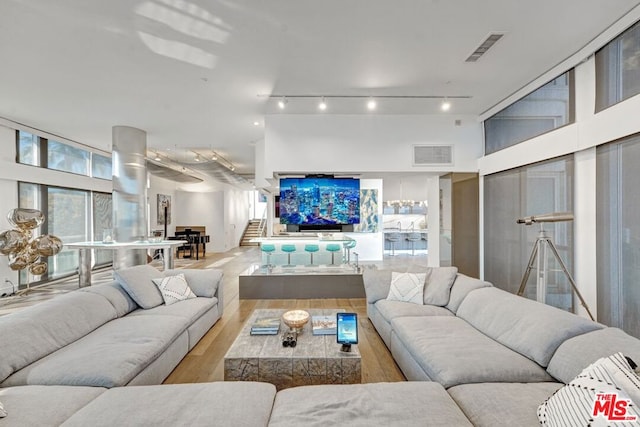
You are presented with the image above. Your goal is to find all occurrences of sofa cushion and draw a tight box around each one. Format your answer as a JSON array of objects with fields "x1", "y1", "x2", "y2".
[
  {"x1": 445, "y1": 274, "x2": 492, "y2": 314},
  {"x1": 456, "y1": 287, "x2": 604, "y2": 367},
  {"x1": 152, "y1": 274, "x2": 197, "y2": 305},
  {"x1": 547, "y1": 327, "x2": 640, "y2": 384},
  {"x1": 362, "y1": 268, "x2": 393, "y2": 304},
  {"x1": 538, "y1": 352, "x2": 640, "y2": 426},
  {"x1": 386, "y1": 272, "x2": 425, "y2": 304},
  {"x1": 129, "y1": 297, "x2": 218, "y2": 324},
  {"x1": 0, "y1": 385, "x2": 106, "y2": 426},
  {"x1": 80, "y1": 280, "x2": 138, "y2": 317},
  {"x1": 375, "y1": 300, "x2": 453, "y2": 322},
  {"x1": 164, "y1": 268, "x2": 222, "y2": 298},
  {"x1": 269, "y1": 382, "x2": 473, "y2": 427},
  {"x1": 2, "y1": 314, "x2": 189, "y2": 388},
  {"x1": 391, "y1": 316, "x2": 553, "y2": 388},
  {"x1": 114, "y1": 264, "x2": 164, "y2": 309},
  {"x1": 0, "y1": 291, "x2": 117, "y2": 383},
  {"x1": 61, "y1": 382, "x2": 276, "y2": 427},
  {"x1": 448, "y1": 382, "x2": 562, "y2": 427},
  {"x1": 423, "y1": 266, "x2": 458, "y2": 306}
]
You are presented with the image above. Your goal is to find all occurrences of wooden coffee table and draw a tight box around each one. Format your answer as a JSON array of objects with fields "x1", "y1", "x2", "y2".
[{"x1": 224, "y1": 308, "x2": 361, "y2": 390}]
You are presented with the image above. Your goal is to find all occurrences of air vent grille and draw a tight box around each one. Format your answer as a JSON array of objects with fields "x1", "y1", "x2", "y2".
[
  {"x1": 466, "y1": 33, "x2": 504, "y2": 62},
  {"x1": 413, "y1": 145, "x2": 454, "y2": 166}
]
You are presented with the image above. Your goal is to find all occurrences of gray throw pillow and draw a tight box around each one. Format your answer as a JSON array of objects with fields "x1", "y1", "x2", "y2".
[
  {"x1": 423, "y1": 267, "x2": 458, "y2": 306},
  {"x1": 113, "y1": 264, "x2": 164, "y2": 309}
]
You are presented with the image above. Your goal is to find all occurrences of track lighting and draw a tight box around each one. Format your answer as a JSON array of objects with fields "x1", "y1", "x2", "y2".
[
  {"x1": 278, "y1": 97, "x2": 287, "y2": 109},
  {"x1": 195, "y1": 154, "x2": 201, "y2": 162},
  {"x1": 211, "y1": 153, "x2": 218, "y2": 161},
  {"x1": 367, "y1": 98, "x2": 377, "y2": 111},
  {"x1": 441, "y1": 99, "x2": 451, "y2": 111},
  {"x1": 318, "y1": 97, "x2": 327, "y2": 111},
  {"x1": 154, "y1": 152, "x2": 161, "y2": 161}
]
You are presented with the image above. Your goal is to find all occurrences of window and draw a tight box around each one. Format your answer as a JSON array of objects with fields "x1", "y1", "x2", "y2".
[
  {"x1": 484, "y1": 71, "x2": 575, "y2": 154},
  {"x1": 18, "y1": 182, "x2": 112, "y2": 286},
  {"x1": 595, "y1": 20, "x2": 640, "y2": 112},
  {"x1": 15, "y1": 130, "x2": 112, "y2": 180},
  {"x1": 596, "y1": 133, "x2": 640, "y2": 338},
  {"x1": 484, "y1": 156, "x2": 574, "y2": 311}
]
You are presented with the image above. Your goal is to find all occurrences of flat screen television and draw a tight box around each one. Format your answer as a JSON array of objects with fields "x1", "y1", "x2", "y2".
[{"x1": 279, "y1": 177, "x2": 360, "y2": 225}]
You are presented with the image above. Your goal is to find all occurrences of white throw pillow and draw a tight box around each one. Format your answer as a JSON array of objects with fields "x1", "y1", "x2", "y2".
[
  {"x1": 0, "y1": 400, "x2": 6, "y2": 417},
  {"x1": 538, "y1": 352, "x2": 640, "y2": 426},
  {"x1": 423, "y1": 266, "x2": 458, "y2": 306},
  {"x1": 152, "y1": 274, "x2": 197, "y2": 306},
  {"x1": 386, "y1": 272, "x2": 426, "y2": 305}
]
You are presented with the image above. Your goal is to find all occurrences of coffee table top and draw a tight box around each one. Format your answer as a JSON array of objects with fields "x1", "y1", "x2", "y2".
[{"x1": 225, "y1": 308, "x2": 361, "y2": 360}]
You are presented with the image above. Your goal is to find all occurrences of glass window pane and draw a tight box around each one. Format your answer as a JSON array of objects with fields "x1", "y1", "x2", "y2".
[
  {"x1": 93, "y1": 192, "x2": 113, "y2": 266},
  {"x1": 16, "y1": 130, "x2": 40, "y2": 166},
  {"x1": 484, "y1": 156, "x2": 574, "y2": 311},
  {"x1": 92, "y1": 153, "x2": 112, "y2": 180},
  {"x1": 47, "y1": 140, "x2": 89, "y2": 175},
  {"x1": 595, "y1": 20, "x2": 640, "y2": 112},
  {"x1": 47, "y1": 187, "x2": 89, "y2": 279},
  {"x1": 597, "y1": 133, "x2": 640, "y2": 338},
  {"x1": 484, "y1": 71, "x2": 575, "y2": 154}
]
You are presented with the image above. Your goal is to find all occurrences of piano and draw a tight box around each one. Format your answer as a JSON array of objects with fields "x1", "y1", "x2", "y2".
[{"x1": 172, "y1": 226, "x2": 211, "y2": 260}]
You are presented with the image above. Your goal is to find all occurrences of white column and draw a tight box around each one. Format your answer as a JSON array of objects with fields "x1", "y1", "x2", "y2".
[{"x1": 427, "y1": 176, "x2": 440, "y2": 267}]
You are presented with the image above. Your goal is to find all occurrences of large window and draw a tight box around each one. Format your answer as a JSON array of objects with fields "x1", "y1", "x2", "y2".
[
  {"x1": 484, "y1": 71, "x2": 575, "y2": 155},
  {"x1": 595, "y1": 20, "x2": 640, "y2": 112},
  {"x1": 18, "y1": 183, "x2": 112, "y2": 286},
  {"x1": 597, "y1": 133, "x2": 640, "y2": 338},
  {"x1": 16, "y1": 130, "x2": 112, "y2": 180},
  {"x1": 484, "y1": 156, "x2": 574, "y2": 311}
]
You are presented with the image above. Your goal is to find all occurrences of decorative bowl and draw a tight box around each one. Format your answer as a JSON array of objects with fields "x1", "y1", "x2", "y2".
[{"x1": 282, "y1": 310, "x2": 310, "y2": 331}]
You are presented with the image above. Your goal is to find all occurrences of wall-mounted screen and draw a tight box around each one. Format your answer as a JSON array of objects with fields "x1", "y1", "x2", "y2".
[{"x1": 279, "y1": 177, "x2": 360, "y2": 225}]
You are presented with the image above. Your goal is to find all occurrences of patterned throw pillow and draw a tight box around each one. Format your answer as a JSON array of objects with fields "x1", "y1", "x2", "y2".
[
  {"x1": 386, "y1": 272, "x2": 426, "y2": 305},
  {"x1": 152, "y1": 274, "x2": 197, "y2": 306},
  {"x1": 538, "y1": 352, "x2": 640, "y2": 426}
]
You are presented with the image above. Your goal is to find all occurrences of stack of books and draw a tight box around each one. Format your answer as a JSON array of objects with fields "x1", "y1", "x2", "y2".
[
  {"x1": 312, "y1": 315, "x2": 337, "y2": 335},
  {"x1": 250, "y1": 316, "x2": 281, "y2": 335}
]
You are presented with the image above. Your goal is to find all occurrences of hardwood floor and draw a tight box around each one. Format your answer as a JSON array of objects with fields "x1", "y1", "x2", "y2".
[{"x1": 163, "y1": 247, "x2": 407, "y2": 384}]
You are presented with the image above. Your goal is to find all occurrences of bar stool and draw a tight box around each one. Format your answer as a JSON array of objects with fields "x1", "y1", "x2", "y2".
[
  {"x1": 343, "y1": 240, "x2": 356, "y2": 264},
  {"x1": 281, "y1": 244, "x2": 296, "y2": 267},
  {"x1": 261, "y1": 244, "x2": 276, "y2": 268},
  {"x1": 326, "y1": 243, "x2": 342, "y2": 265},
  {"x1": 304, "y1": 244, "x2": 319, "y2": 266},
  {"x1": 406, "y1": 232, "x2": 422, "y2": 256},
  {"x1": 385, "y1": 233, "x2": 401, "y2": 256}
]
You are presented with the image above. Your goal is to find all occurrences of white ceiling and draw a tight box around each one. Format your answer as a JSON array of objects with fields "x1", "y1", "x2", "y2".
[{"x1": 1, "y1": 0, "x2": 639, "y2": 179}]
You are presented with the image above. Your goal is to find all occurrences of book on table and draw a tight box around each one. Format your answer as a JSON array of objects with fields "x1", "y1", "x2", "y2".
[
  {"x1": 250, "y1": 317, "x2": 281, "y2": 335},
  {"x1": 312, "y1": 315, "x2": 337, "y2": 335}
]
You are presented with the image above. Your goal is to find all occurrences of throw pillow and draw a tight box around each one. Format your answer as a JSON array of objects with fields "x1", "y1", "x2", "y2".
[
  {"x1": 423, "y1": 267, "x2": 458, "y2": 306},
  {"x1": 0, "y1": 400, "x2": 6, "y2": 417},
  {"x1": 538, "y1": 352, "x2": 640, "y2": 426},
  {"x1": 163, "y1": 268, "x2": 222, "y2": 298},
  {"x1": 386, "y1": 272, "x2": 426, "y2": 305},
  {"x1": 113, "y1": 264, "x2": 164, "y2": 309},
  {"x1": 152, "y1": 274, "x2": 197, "y2": 305}
]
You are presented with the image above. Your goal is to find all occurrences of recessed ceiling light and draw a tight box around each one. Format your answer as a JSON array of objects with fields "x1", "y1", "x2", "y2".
[
  {"x1": 253, "y1": 121, "x2": 260, "y2": 126},
  {"x1": 441, "y1": 100, "x2": 451, "y2": 111},
  {"x1": 318, "y1": 97, "x2": 327, "y2": 111},
  {"x1": 367, "y1": 98, "x2": 377, "y2": 111}
]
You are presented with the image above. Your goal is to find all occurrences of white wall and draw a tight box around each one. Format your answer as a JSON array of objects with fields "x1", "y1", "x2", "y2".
[
  {"x1": 343, "y1": 178, "x2": 384, "y2": 261},
  {"x1": 260, "y1": 114, "x2": 482, "y2": 180}
]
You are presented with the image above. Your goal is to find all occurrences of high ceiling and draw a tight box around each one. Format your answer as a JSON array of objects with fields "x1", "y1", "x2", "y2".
[{"x1": 1, "y1": 0, "x2": 639, "y2": 180}]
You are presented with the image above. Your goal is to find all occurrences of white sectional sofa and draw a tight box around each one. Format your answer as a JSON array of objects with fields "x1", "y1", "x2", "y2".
[
  {"x1": 362, "y1": 267, "x2": 640, "y2": 426},
  {"x1": 0, "y1": 265, "x2": 224, "y2": 388},
  {"x1": 2, "y1": 264, "x2": 640, "y2": 426}
]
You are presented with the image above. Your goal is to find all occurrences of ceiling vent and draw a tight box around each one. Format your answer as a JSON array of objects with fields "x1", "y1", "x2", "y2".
[
  {"x1": 465, "y1": 33, "x2": 504, "y2": 62},
  {"x1": 413, "y1": 145, "x2": 454, "y2": 166}
]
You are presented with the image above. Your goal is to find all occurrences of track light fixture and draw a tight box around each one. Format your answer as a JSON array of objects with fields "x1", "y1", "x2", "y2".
[
  {"x1": 441, "y1": 98, "x2": 451, "y2": 111},
  {"x1": 278, "y1": 97, "x2": 287, "y2": 109},
  {"x1": 367, "y1": 97, "x2": 377, "y2": 111},
  {"x1": 318, "y1": 96, "x2": 327, "y2": 111},
  {"x1": 154, "y1": 151, "x2": 161, "y2": 161}
]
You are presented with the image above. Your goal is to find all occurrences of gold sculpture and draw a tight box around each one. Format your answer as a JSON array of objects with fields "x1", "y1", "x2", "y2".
[{"x1": 0, "y1": 208, "x2": 63, "y2": 295}]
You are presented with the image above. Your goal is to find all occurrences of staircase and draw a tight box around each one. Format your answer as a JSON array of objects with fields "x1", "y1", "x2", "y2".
[{"x1": 240, "y1": 219, "x2": 263, "y2": 246}]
